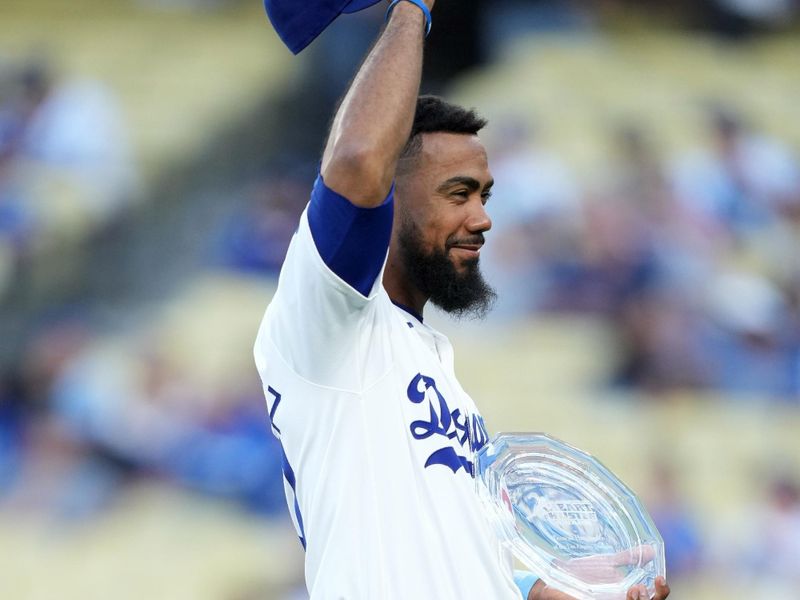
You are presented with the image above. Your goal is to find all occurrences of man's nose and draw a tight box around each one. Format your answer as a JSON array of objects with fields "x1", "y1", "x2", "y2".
[{"x1": 466, "y1": 198, "x2": 492, "y2": 233}]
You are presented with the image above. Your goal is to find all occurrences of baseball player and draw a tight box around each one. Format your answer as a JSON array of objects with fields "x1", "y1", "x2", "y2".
[{"x1": 254, "y1": 1, "x2": 671, "y2": 598}]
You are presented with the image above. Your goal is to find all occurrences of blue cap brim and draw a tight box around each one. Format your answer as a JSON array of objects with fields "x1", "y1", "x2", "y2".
[
  {"x1": 342, "y1": 0, "x2": 383, "y2": 14},
  {"x1": 265, "y1": 0, "x2": 384, "y2": 55}
]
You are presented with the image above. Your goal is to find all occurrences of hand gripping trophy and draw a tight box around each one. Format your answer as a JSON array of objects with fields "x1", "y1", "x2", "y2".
[{"x1": 475, "y1": 434, "x2": 667, "y2": 600}]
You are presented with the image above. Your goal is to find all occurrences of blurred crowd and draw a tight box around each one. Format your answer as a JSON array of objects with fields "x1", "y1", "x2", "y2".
[
  {"x1": 0, "y1": 58, "x2": 137, "y2": 299},
  {"x1": 0, "y1": 59, "x2": 286, "y2": 524},
  {"x1": 0, "y1": 318, "x2": 286, "y2": 520},
  {"x1": 480, "y1": 105, "x2": 800, "y2": 399}
]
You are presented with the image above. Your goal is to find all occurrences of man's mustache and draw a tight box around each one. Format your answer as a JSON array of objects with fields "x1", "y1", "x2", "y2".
[{"x1": 446, "y1": 234, "x2": 485, "y2": 248}]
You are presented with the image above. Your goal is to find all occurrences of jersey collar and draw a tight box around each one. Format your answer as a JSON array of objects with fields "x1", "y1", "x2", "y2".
[{"x1": 391, "y1": 299, "x2": 424, "y2": 324}]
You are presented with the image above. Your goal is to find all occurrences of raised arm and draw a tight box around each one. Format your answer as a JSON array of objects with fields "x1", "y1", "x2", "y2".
[{"x1": 321, "y1": 0, "x2": 434, "y2": 207}]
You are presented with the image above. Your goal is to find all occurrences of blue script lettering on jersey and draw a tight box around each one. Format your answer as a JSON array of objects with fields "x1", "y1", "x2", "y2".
[{"x1": 406, "y1": 373, "x2": 489, "y2": 475}]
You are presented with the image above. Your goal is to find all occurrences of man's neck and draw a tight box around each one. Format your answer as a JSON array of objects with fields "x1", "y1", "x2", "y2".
[{"x1": 383, "y1": 260, "x2": 427, "y2": 318}]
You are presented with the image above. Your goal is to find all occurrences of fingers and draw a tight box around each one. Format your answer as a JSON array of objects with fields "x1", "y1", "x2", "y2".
[
  {"x1": 653, "y1": 576, "x2": 670, "y2": 599},
  {"x1": 626, "y1": 576, "x2": 670, "y2": 600},
  {"x1": 626, "y1": 584, "x2": 648, "y2": 600}
]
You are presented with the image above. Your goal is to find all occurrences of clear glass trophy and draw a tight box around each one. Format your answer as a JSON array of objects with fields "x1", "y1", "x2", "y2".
[{"x1": 475, "y1": 433, "x2": 665, "y2": 600}]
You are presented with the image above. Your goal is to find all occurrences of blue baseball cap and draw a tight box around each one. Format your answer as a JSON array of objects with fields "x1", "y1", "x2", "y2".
[{"x1": 265, "y1": 0, "x2": 385, "y2": 55}]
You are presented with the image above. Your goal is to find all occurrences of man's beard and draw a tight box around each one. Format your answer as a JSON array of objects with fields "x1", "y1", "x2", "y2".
[{"x1": 398, "y1": 220, "x2": 496, "y2": 320}]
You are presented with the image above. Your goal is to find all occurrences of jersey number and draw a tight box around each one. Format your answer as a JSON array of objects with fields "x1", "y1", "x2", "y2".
[{"x1": 266, "y1": 385, "x2": 282, "y2": 435}]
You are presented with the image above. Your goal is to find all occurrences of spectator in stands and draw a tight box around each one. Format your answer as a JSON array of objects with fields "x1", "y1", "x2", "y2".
[
  {"x1": 672, "y1": 105, "x2": 800, "y2": 238},
  {"x1": 0, "y1": 66, "x2": 22, "y2": 167},
  {"x1": 647, "y1": 461, "x2": 703, "y2": 577},
  {"x1": 702, "y1": 269, "x2": 798, "y2": 399},
  {"x1": 613, "y1": 284, "x2": 714, "y2": 392},
  {"x1": 0, "y1": 65, "x2": 36, "y2": 296},
  {"x1": 0, "y1": 369, "x2": 25, "y2": 497},
  {"x1": 590, "y1": 125, "x2": 716, "y2": 391},
  {"x1": 0, "y1": 320, "x2": 128, "y2": 518},
  {"x1": 784, "y1": 273, "x2": 800, "y2": 396},
  {"x1": 479, "y1": 117, "x2": 581, "y2": 317},
  {"x1": 0, "y1": 58, "x2": 138, "y2": 257},
  {"x1": 485, "y1": 0, "x2": 595, "y2": 57},
  {"x1": 47, "y1": 334, "x2": 285, "y2": 516},
  {"x1": 698, "y1": 0, "x2": 798, "y2": 37},
  {"x1": 751, "y1": 474, "x2": 800, "y2": 582},
  {"x1": 159, "y1": 383, "x2": 286, "y2": 515},
  {"x1": 559, "y1": 124, "x2": 665, "y2": 315},
  {"x1": 218, "y1": 174, "x2": 308, "y2": 276},
  {"x1": 730, "y1": 471, "x2": 800, "y2": 596},
  {"x1": 531, "y1": 117, "x2": 800, "y2": 398}
]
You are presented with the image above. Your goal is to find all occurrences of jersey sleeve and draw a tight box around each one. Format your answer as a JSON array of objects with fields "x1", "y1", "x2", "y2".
[
  {"x1": 254, "y1": 174, "x2": 394, "y2": 390},
  {"x1": 307, "y1": 174, "x2": 394, "y2": 296}
]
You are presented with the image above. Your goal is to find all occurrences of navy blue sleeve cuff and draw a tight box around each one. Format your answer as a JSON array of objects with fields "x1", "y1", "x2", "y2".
[{"x1": 307, "y1": 175, "x2": 394, "y2": 297}]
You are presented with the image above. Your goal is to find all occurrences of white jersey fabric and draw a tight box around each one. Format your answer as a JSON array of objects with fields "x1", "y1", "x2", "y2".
[{"x1": 254, "y1": 179, "x2": 520, "y2": 600}]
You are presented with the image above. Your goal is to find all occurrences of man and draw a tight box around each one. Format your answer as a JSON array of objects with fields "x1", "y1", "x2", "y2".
[{"x1": 254, "y1": 1, "x2": 671, "y2": 598}]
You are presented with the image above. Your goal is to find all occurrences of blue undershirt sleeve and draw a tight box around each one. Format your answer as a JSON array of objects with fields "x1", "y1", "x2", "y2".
[
  {"x1": 514, "y1": 570, "x2": 540, "y2": 599},
  {"x1": 306, "y1": 174, "x2": 394, "y2": 297}
]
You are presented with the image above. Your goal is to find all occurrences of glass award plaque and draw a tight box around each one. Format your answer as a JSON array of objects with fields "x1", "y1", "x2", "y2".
[{"x1": 475, "y1": 433, "x2": 665, "y2": 600}]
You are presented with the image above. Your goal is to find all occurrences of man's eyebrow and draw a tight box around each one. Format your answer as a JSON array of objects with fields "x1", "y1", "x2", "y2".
[{"x1": 436, "y1": 176, "x2": 495, "y2": 193}]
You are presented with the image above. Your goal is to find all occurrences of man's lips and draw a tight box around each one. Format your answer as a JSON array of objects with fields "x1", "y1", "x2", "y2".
[{"x1": 448, "y1": 243, "x2": 483, "y2": 257}]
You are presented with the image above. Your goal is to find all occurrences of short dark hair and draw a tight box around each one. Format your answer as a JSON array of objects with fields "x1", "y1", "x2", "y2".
[{"x1": 398, "y1": 95, "x2": 488, "y2": 167}]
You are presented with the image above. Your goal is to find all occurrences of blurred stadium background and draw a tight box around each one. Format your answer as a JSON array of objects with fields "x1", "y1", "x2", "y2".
[{"x1": 1, "y1": 0, "x2": 799, "y2": 598}]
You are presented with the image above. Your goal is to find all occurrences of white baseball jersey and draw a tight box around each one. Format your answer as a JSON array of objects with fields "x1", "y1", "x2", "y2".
[{"x1": 254, "y1": 177, "x2": 520, "y2": 599}]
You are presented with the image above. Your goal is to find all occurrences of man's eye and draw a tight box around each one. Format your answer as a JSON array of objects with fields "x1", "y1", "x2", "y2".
[
  {"x1": 481, "y1": 192, "x2": 492, "y2": 203},
  {"x1": 453, "y1": 190, "x2": 469, "y2": 197}
]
